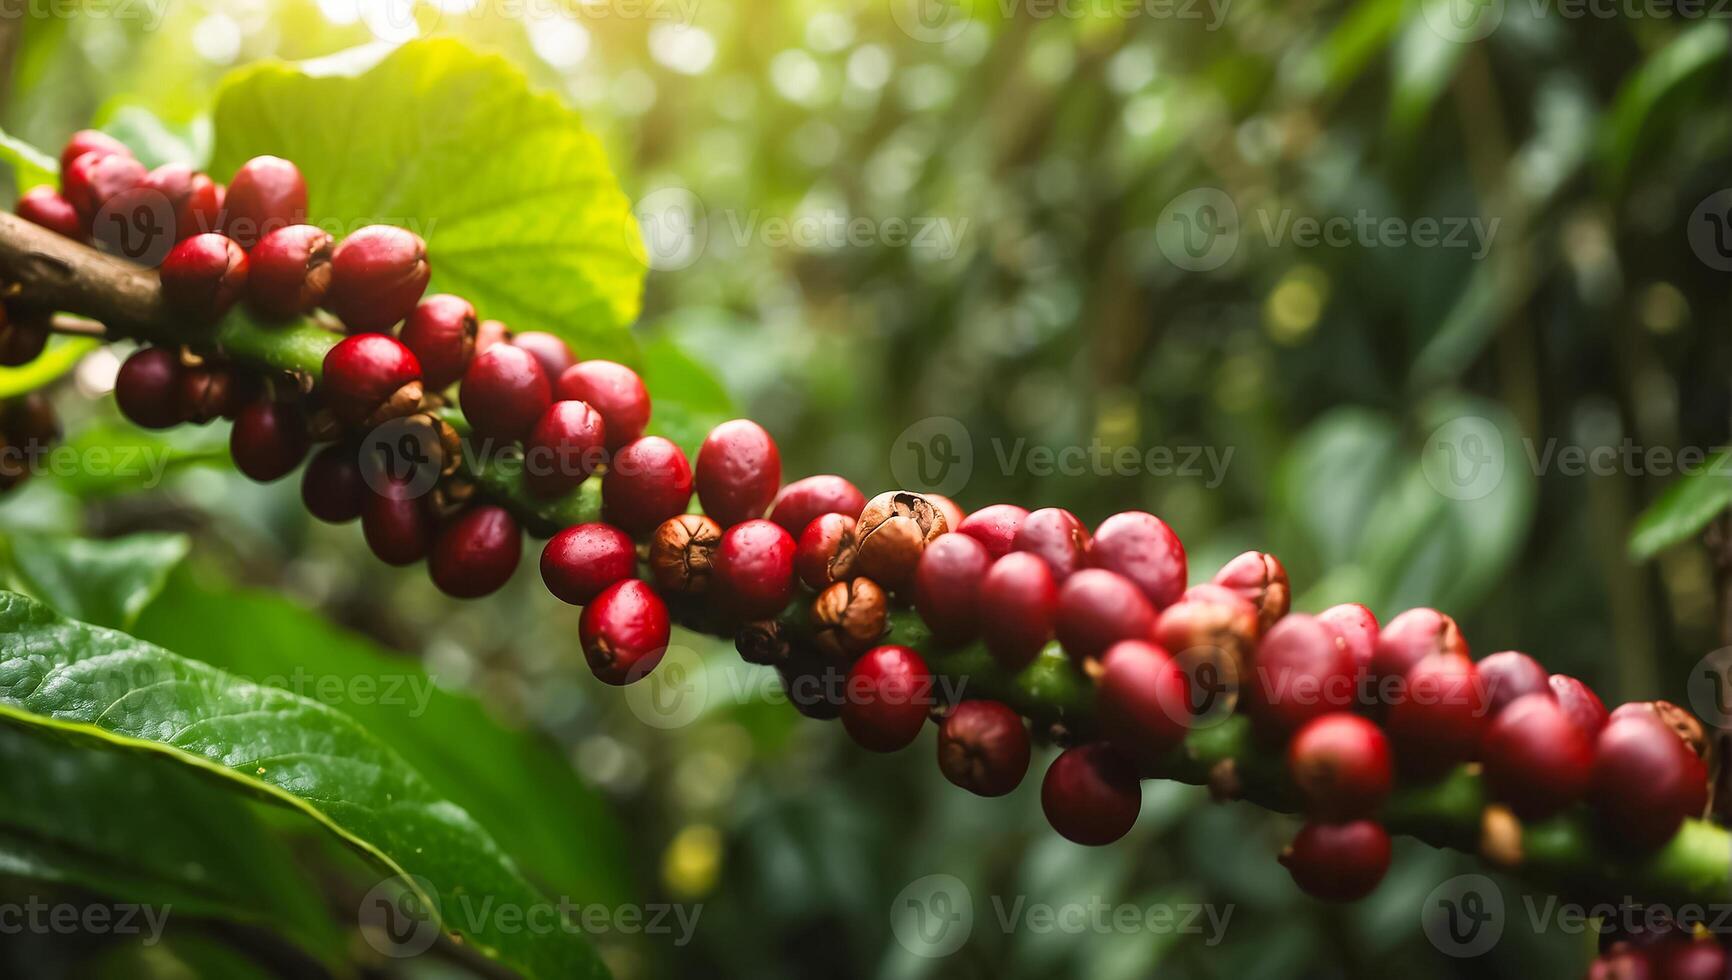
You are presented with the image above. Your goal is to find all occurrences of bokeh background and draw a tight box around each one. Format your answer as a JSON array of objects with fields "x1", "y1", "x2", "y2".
[{"x1": 1, "y1": 1, "x2": 1729, "y2": 977}]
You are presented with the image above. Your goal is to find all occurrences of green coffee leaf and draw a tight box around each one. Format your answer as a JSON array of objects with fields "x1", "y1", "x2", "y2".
[
  {"x1": 1628, "y1": 450, "x2": 1732, "y2": 561},
  {"x1": 2, "y1": 530, "x2": 189, "y2": 629}
]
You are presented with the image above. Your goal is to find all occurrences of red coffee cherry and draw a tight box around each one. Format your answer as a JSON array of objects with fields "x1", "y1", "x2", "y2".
[
  {"x1": 1589, "y1": 946, "x2": 1655, "y2": 980},
  {"x1": 1386, "y1": 653, "x2": 1487, "y2": 778},
  {"x1": 1244, "y1": 613, "x2": 1356, "y2": 738},
  {"x1": 557, "y1": 360, "x2": 650, "y2": 452},
  {"x1": 0, "y1": 311, "x2": 48, "y2": 367},
  {"x1": 768, "y1": 474, "x2": 867, "y2": 536},
  {"x1": 1013, "y1": 507, "x2": 1091, "y2": 582},
  {"x1": 1089, "y1": 510, "x2": 1186, "y2": 609},
  {"x1": 925, "y1": 494, "x2": 965, "y2": 535},
  {"x1": 510, "y1": 331, "x2": 575, "y2": 380},
  {"x1": 325, "y1": 225, "x2": 431, "y2": 332},
  {"x1": 160, "y1": 233, "x2": 248, "y2": 321},
  {"x1": 101, "y1": 163, "x2": 221, "y2": 253},
  {"x1": 579, "y1": 579, "x2": 670, "y2": 685},
  {"x1": 601, "y1": 436, "x2": 693, "y2": 535},
  {"x1": 1287, "y1": 713, "x2": 1391, "y2": 821},
  {"x1": 301, "y1": 443, "x2": 365, "y2": 523},
  {"x1": 841, "y1": 645, "x2": 933, "y2": 753},
  {"x1": 1054, "y1": 568, "x2": 1156, "y2": 664},
  {"x1": 175, "y1": 363, "x2": 244, "y2": 425},
  {"x1": 114, "y1": 348, "x2": 184, "y2": 429},
  {"x1": 1590, "y1": 713, "x2": 1708, "y2": 852},
  {"x1": 936, "y1": 700, "x2": 1030, "y2": 797},
  {"x1": 461, "y1": 344, "x2": 551, "y2": 444},
  {"x1": 912, "y1": 532, "x2": 991, "y2": 646},
  {"x1": 1279, "y1": 820, "x2": 1390, "y2": 901},
  {"x1": 1041, "y1": 744, "x2": 1142, "y2": 846},
  {"x1": 1152, "y1": 584, "x2": 1260, "y2": 708},
  {"x1": 795, "y1": 512, "x2": 857, "y2": 590},
  {"x1": 1214, "y1": 550, "x2": 1289, "y2": 633},
  {"x1": 1550, "y1": 673, "x2": 1610, "y2": 739},
  {"x1": 977, "y1": 551, "x2": 1059, "y2": 671},
  {"x1": 140, "y1": 163, "x2": 222, "y2": 241},
  {"x1": 1652, "y1": 940, "x2": 1726, "y2": 980},
  {"x1": 229, "y1": 399, "x2": 309, "y2": 482},
  {"x1": 62, "y1": 150, "x2": 146, "y2": 223},
  {"x1": 16, "y1": 186, "x2": 84, "y2": 240},
  {"x1": 1317, "y1": 603, "x2": 1379, "y2": 679},
  {"x1": 59, "y1": 129, "x2": 129, "y2": 172},
  {"x1": 695, "y1": 419, "x2": 781, "y2": 526},
  {"x1": 1610, "y1": 700, "x2": 1708, "y2": 759},
  {"x1": 398, "y1": 294, "x2": 477, "y2": 391},
  {"x1": 1095, "y1": 640, "x2": 1190, "y2": 772},
  {"x1": 475, "y1": 318, "x2": 509, "y2": 355},
  {"x1": 714, "y1": 519, "x2": 797, "y2": 620},
  {"x1": 321, "y1": 334, "x2": 422, "y2": 427},
  {"x1": 1476, "y1": 650, "x2": 1550, "y2": 716},
  {"x1": 1370, "y1": 608, "x2": 1469, "y2": 685},
  {"x1": 246, "y1": 224, "x2": 333, "y2": 319},
  {"x1": 541, "y1": 522, "x2": 637, "y2": 605},
  {"x1": 428, "y1": 505, "x2": 522, "y2": 599},
  {"x1": 361, "y1": 478, "x2": 431, "y2": 566},
  {"x1": 1481, "y1": 693, "x2": 1593, "y2": 820},
  {"x1": 954, "y1": 503, "x2": 1028, "y2": 559},
  {"x1": 524, "y1": 400, "x2": 606, "y2": 499},
  {"x1": 221, "y1": 155, "x2": 307, "y2": 248}
]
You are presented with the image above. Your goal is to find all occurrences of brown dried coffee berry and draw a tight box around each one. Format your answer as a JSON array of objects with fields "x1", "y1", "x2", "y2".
[
  {"x1": 811, "y1": 577, "x2": 888, "y2": 661},
  {"x1": 736, "y1": 618, "x2": 792, "y2": 667},
  {"x1": 651, "y1": 514, "x2": 724, "y2": 595},
  {"x1": 853, "y1": 490, "x2": 949, "y2": 592}
]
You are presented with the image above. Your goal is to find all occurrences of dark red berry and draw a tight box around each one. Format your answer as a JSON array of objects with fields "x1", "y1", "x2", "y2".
[
  {"x1": 769, "y1": 474, "x2": 867, "y2": 537},
  {"x1": 1550, "y1": 673, "x2": 1609, "y2": 739},
  {"x1": 601, "y1": 436, "x2": 692, "y2": 534},
  {"x1": 1245, "y1": 613, "x2": 1356, "y2": 737},
  {"x1": 954, "y1": 503, "x2": 1028, "y2": 559},
  {"x1": 978, "y1": 551, "x2": 1058, "y2": 671},
  {"x1": 247, "y1": 224, "x2": 333, "y2": 319},
  {"x1": 579, "y1": 579, "x2": 670, "y2": 685},
  {"x1": 1096, "y1": 640, "x2": 1190, "y2": 772},
  {"x1": 398, "y1": 294, "x2": 477, "y2": 391},
  {"x1": 1287, "y1": 713, "x2": 1391, "y2": 820},
  {"x1": 62, "y1": 150, "x2": 146, "y2": 223},
  {"x1": 322, "y1": 334, "x2": 422, "y2": 427},
  {"x1": 1214, "y1": 550, "x2": 1289, "y2": 633},
  {"x1": 912, "y1": 532, "x2": 991, "y2": 646},
  {"x1": 695, "y1": 419, "x2": 781, "y2": 526},
  {"x1": 175, "y1": 363, "x2": 242, "y2": 425},
  {"x1": 114, "y1": 347, "x2": 183, "y2": 429},
  {"x1": 100, "y1": 163, "x2": 222, "y2": 257},
  {"x1": 16, "y1": 186, "x2": 84, "y2": 240},
  {"x1": 1386, "y1": 652, "x2": 1486, "y2": 778},
  {"x1": 1370, "y1": 608, "x2": 1468, "y2": 686},
  {"x1": 936, "y1": 700, "x2": 1030, "y2": 797},
  {"x1": 841, "y1": 644, "x2": 933, "y2": 752},
  {"x1": 1476, "y1": 650, "x2": 1550, "y2": 716},
  {"x1": 1589, "y1": 946, "x2": 1655, "y2": 980},
  {"x1": 0, "y1": 311, "x2": 49, "y2": 367},
  {"x1": 794, "y1": 512, "x2": 857, "y2": 591},
  {"x1": 461, "y1": 344, "x2": 550, "y2": 445},
  {"x1": 1012, "y1": 507, "x2": 1091, "y2": 582},
  {"x1": 160, "y1": 233, "x2": 248, "y2": 321},
  {"x1": 229, "y1": 399, "x2": 309, "y2": 482},
  {"x1": 1652, "y1": 940, "x2": 1725, "y2": 980},
  {"x1": 523, "y1": 400, "x2": 606, "y2": 499},
  {"x1": 713, "y1": 519, "x2": 797, "y2": 620},
  {"x1": 475, "y1": 318, "x2": 509, "y2": 355},
  {"x1": 557, "y1": 360, "x2": 649, "y2": 452},
  {"x1": 325, "y1": 225, "x2": 430, "y2": 332},
  {"x1": 1481, "y1": 693, "x2": 1592, "y2": 820},
  {"x1": 510, "y1": 331, "x2": 575, "y2": 380},
  {"x1": 361, "y1": 478, "x2": 431, "y2": 566},
  {"x1": 1279, "y1": 821, "x2": 1390, "y2": 901},
  {"x1": 1089, "y1": 510, "x2": 1186, "y2": 608},
  {"x1": 1590, "y1": 713, "x2": 1708, "y2": 852},
  {"x1": 541, "y1": 522, "x2": 637, "y2": 605},
  {"x1": 429, "y1": 505, "x2": 522, "y2": 599},
  {"x1": 1041, "y1": 744, "x2": 1141, "y2": 846},
  {"x1": 143, "y1": 163, "x2": 223, "y2": 240},
  {"x1": 59, "y1": 129, "x2": 129, "y2": 173},
  {"x1": 1053, "y1": 568, "x2": 1156, "y2": 665},
  {"x1": 222, "y1": 155, "x2": 307, "y2": 248},
  {"x1": 302, "y1": 443, "x2": 365, "y2": 523},
  {"x1": 649, "y1": 514, "x2": 722, "y2": 595},
  {"x1": 1610, "y1": 700, "x2": 1708, "y2": 759},
  {"x1": 1317, "y1": 603, "x2": 1379, "y2": 679}
]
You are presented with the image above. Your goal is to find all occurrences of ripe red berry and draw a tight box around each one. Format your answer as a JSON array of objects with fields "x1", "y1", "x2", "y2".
[
  {"x1": 398, "y1": 294, "x2": 477, "y2": 391},
  {"x1": 229, "y1": 399, "x2": 309, "y2": 482},
  {"x1": 160, "y1": 233, "x2": 248, "y2": 321},
  {"x1": 1214, "y1": 551, "x2": 1289, "y2": 633},
  {"x1": 977, "y1": 551, "x2": 1059, "y2": 671},
  {"x1": 510, "y1": 331, "x2": 575, "y2": 380},
  {"x1": 325, "y1": 225, "x2": 430, "y2": 332},
  {"x1": 1096, "y1": 640, "x2": 1190, "y2": 772},
  {"x1": 461, "y1": 344, "x2": 550, "y2": 445},
  {"x1": 601, "y1": 436, "x2": 693, "y2": 534},
  {"x1": 695, "y1": 419, "x2": 781, "y2": 527},
  {"x1": 1041, "y1": 744, "x2": 1142, "y2": 846},
  {"x1": 429, "y1": 505, "x2": 522, "y2": 599},
  {"x1": 113, "y1": 348, "x2": 182, "y2": 429},
  {"x1": 1550, "y1": 673, "x2": 1609, "y2": 739},
  {"x1": 556, "y1": 360, "x2": 650, "y2": 452},
  {"x1": 1287, "y1": 713, "x2": 1391, "y2": 820},
  {"x1": 1317, "y1": 603, "x2": 1379, "y2": 679},
  {"x1": 1590, "y1": 713, "x2": 1708, "y2": 852},
  {"x1": 1610, "y1": 700, "x2": 1707, "y2": 759},
  {"x1": 714, "y1": 519, "x2": 797, "y2": 620},
  {"x1": 321, "y1": 334, "x2": 422, "y2": 427},
  {"x1": 768, "y1": 474, "x2": 867, "y2": 537},
  {"x1": 1481, "y1": 693, "x2": 1593, "y2": 820},
  {"x1": 936, "y1": 700, "x2": 1030, "y2": 797},
  {"x1": 1370, "y1": 608, "x2": 1468, "y2": 686},
  {"x1": 175, "y1": 363, "x2": 243, "y2": 425},
  {"x1": 141, "y1": 163, "x2": 222, "y2": 241},
  {"x1": 523, "y1": 400, "x2": 606, "y2": 499},
  {"x1": 1476, "y1": 650, "x2": 1550, "y2": 716},
  {"x1": 301, "y1": 443, "x2": 365, "y2": 523},
  {"x1": 912, "y1": 532, "x2": 991, "y2": 646},
  {"x1": 0, "y1": 311, "x2": 49, "y2": 367},
  {"x1": 222, "y1": 155, "x2": 306, "y2": 248},
  {"x1": 926, "y1": 493, "x2": 965, "y2": 535},
  {"x1": 475, "y1": 318, "x2": 509, "y2": 355},
  {"x1": 1151, "y1": 584, "x2": 1260, "y2": 709},
  {"x1": 247, "y1": 224, "x2": 333, "y2": 319},
  {"x1": 1054, "y1": 568, "x2": 1156, "y2": 664},
  {"x1": 579, "y1": 579, "x2": 670, "y2": 685},
  {"x1": 59, "y1": 129, "x2": 129, "y2": 173},
  {"x1": 1013, "y1": 507, "x2": 1091, "y2": 582},
  {"x1": 541, "y1": 522, "x2": 637, "y2": 605},
  {"x1": 16, "y1": 186, "x2": 84, "y2": 240},
  {"x1": 1089, "y1": 511, "x2": 1186, "y2": 609},
  {"x1": 794, "y1": 512, "x2": 857, "y2": 590},
  {"x1": 1386, "y1": 652, "x2": 1487, "y2": 778},
  {"x1": 62, "y1": 150, "x2": 146, "y2": 223},
  {"x1": 1589, "y1": 946, "x2": 1655, "y2": 980},
  {"x1": 1244, "y1": 613, "x2": 1356, "y2": 737},
  {"x1": 841, "y1": 645, "x2": 933, "y2": 753},
  {"x1": 100, "y1": 163, "x2": 223, "y2": 258},
  {"x1": 1279, "y1": 821, "x2": 1390, "y2": 901},
  {"x1": 361, "y1": 478, "x2": 431, "y2": 566},
  {"x1": 1652, "y1": 940, "x2": 1726, "y2": 980},
  {"x1": 954, "y1": 503, "x2": 1028, "y2": 559}
]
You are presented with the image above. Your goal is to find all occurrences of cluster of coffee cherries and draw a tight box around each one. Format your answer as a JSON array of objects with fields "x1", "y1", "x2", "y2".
[{"x1": 1591, "y1": 923, "x2": 1729, "y2": 979}]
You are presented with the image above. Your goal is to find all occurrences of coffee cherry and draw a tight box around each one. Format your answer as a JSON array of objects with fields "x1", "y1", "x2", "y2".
[
  {"x1": 1041, "y1": 744, "x2": 1141, "y2": 846},
  {"x1": 1610, "y1": 700, "x2": 1708, "y2": 759},
  {"x1": 428, "y1": 505, "x2": 522, "y2": 599},
  {"x1": 978, "y1": 551, "x2": 1058, "y2": 671},
  {"x1": 1481, "y1": 693, "x2": 1592, "y2": 820},
  {"x1": 811, "y1": 577, "x2": 887, "y2": 661},
  {"x1": 601, "y1": 436, "x2": 693, "y2": 534},
  {"x1": 114, "y1": 348, "x2": 183, "y2": 429},
  {"x1": 0, "y1": 310, "x2": 49, "y2": 367},
  {"x1": 221, "y1": 156, "x2": 307, "y2": 248},
  {"x1": 1152, "y1": 584, "x2": 1260, "y2": 708},
  {"x1": 510, "y1": 331, "x2": 575, "y2": 380},
  {"x1": 361, "y1": 478, "x2": 431, "y2": 566},
  {"x1": 175, "y1": 363, "x2": 243, "y2": 425},
  {"x1": 247, "y1": 224, "x2": 333, "y2": 319},
  {"x1": 1317, "y1": 603, "x2": 1379, "y2": 678},
  {"x1": 59, "y1": 129, "x2": 129, "y2": 172},
  {"x1": 1013, "y1": 507, "x2": 1091, "y2": 582},
  {"x1": 16, "y1": 186, "x2": 84, "y2": 240},
  {"x1": 714, "y1": 519, "x2": 797, "y2": 620},
  {"x1": 841, "y1": 645, "x2": 932, "y2": 752},
  {"x1": 695, "y1": 419, "x2": 781, "y2": 526},
  {"x1": 768, "y1": 474, "x2": 867, "y2": 536},
  {"x1": 160, "y1": 233, "x2": 248, "y2": 321},
  {"x1": 1370, "y1": 608, "x2": 1468, "y2": 687},
  {"x1": 778, "y1": 656, "x2": 847, "y2": 719},
  {"x1": 475, "y1": 318, "x2": 509, "y2": 355},
  {"x1": 229, "y1": 399, "x2": 309, "y2": 482},
  {"x1": 1089, "y1": 510, "x2": 1186, "y2": 608},
  {"x1": 937, "y1": 700, "x2": 1030, "y2": 797},
  {"x1": 650, "y1": 514, "x2": 722, "y2": 595},
  {"x1": 62, "y1": 150, "x2": 146, "y2": 223},
  {"x1": 1054, "y1": 568, "x2": 1156, "y2": 664},
  {"x1": 1386, "y1": 653, "x2": 1486, "y2": 778},
  {"x1": 579, "y1": 579, "x2": 670, "y2": 685},
  {"x1": 301, "y1": 443, "x2": 365, "y2": 523},
  {"x1": 1287, "y1": 713, "x2": 1391, "y2": 821},
  {"x1": 556, "y1": 360, "x2": 650, "y2": 452},
  {"x1": 321, "y1": 334, "x2": 422, "y2": 427},
  {"x1": 139, "y1": 163, "x2": 223, "y2": 241},
  {"x1": 1589, "y1": 946, "x2": 1655, "y2": 980},
  {"x1": 954, "y1": 503, "x2": 1029, "y2": 559},
  {"x1": 1590, "y1": 713, "x2": 1708, "y2": 852},
  {"x1": 1244, "y1": 613, "x2": 1356, "y2": 737},
  {"x1": 1652, "y1": 940, "x2": 1726, "y2": 980},
  {"x1": 926, "y1": 493, "x2": 965, "y2": 535},
  {"x1": 1476, "y1": 650, "x2": 1550, "y2": 716},
  {"x1": 794, "y1": 512, "x2": 857, "y2": 590},
  {"x1": 541, "y1": 522, "x2": 636, "y2": 605},
  {"x1": 1279, "y1": 820, "x2": 1390, "y2": 901},
  {"x1": 326, "y1": 225, "x2": 431, "y2": 332},
  {"x1": 1214, "y1": 551, "x2": 1289, "y2": 633},
  {"x1": 1096, "y1": 640, "x2": 1190, "y2": 772},
  {"x1": 524, "y1": 400, "x2": 606, "y2": 498},
  {"x1": 391, "y1": 297, "x2": 473, "y2": 392},
  {"x1": 854, "y1": 490, "x2": 949, "y2": 593},
  {"x1": 1549, "y1": 673, "x2": 1610, "y2": 739},
  {"x1": 461, "y1": 344, "x2": 550, "y2": 445},
  {"x1": 912, "y1": 532, "x2": 991, "y2": 646},
  {"x1": 0, "y1": 393, "x2": 59, "y2": 488}
]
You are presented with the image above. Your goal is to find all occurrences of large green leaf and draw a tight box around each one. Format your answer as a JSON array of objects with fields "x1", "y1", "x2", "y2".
[
  {"x1": 0, "y1": 591, "x2": 608, "y2": 980},
  {"x1": 1628, "y1": 450, "x2": 1732, "y2": 561},
  {"x1": 1599, "y1": 23, "x2": 1728, "y2": 191},
  {"x1": 207, "y1": 39, "x2": 645, "y2": 361},
  {"x1": 2, "y1": 530, "x2": 189, "y2": 629}
]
